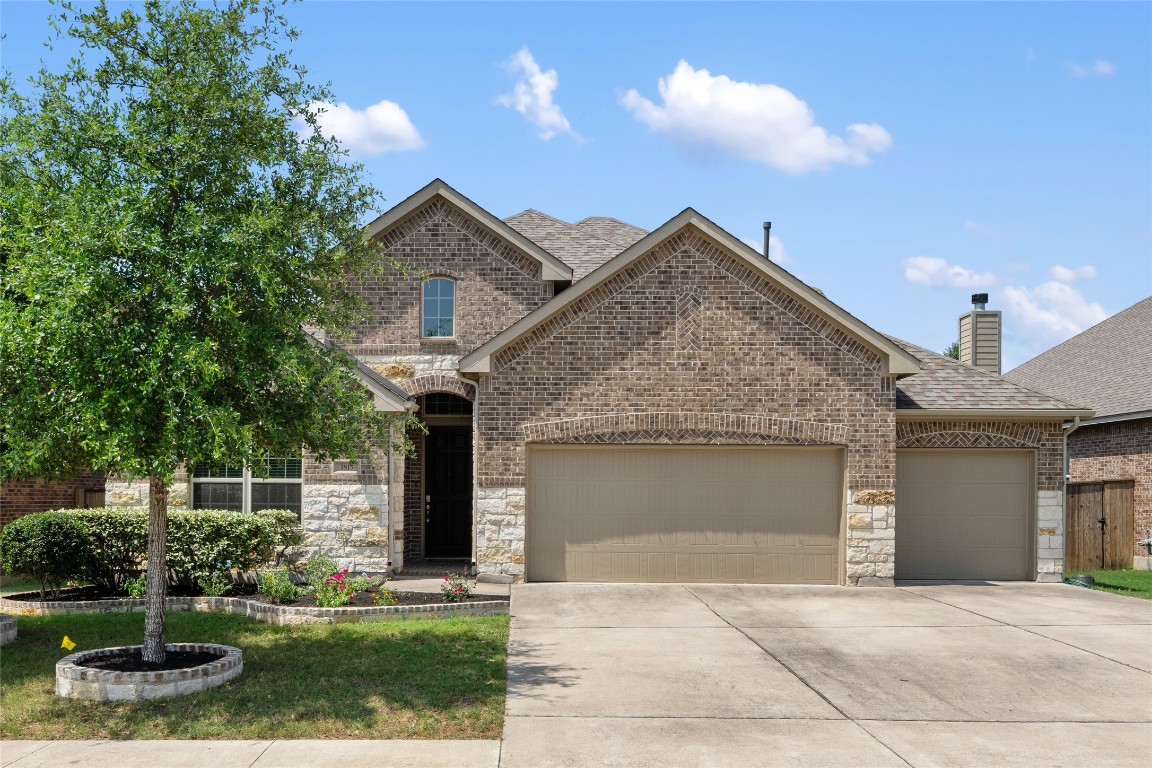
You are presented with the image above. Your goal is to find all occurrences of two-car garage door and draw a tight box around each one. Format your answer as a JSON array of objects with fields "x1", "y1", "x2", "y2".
[{"x1": 526, "y1": 445, "x2": 842, "y2": 584}]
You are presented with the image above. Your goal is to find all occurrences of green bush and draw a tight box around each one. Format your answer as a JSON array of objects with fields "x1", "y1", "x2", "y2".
[
  {"x1": 2, "y1": 508, "x2": 300, "y2": 596},
  {"x1": 257, "y1": 566, "x2": 303, "y2": 603},
  {"x1": 68, "y1": 509, "x2": 148, "y2": 593},
  {"x1": 0, "y1": 512, "x2": 90, "y2": 598}
]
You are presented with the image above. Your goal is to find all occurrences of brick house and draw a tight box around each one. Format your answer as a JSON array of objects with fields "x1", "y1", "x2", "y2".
[
  {"x1": 1005, "y1": 297, "x2": 1152, "y2": 569},
  {"x1": 103, "y1": 179, "x2": 1090, "y2": 585}
]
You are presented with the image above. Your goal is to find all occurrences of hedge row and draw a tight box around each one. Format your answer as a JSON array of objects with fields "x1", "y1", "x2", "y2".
[{"x1": 0, "y1": 508, "x2": 300, "y2": 598}]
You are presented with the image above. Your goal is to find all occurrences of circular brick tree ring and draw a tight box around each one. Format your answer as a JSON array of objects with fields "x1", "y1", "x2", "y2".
[{"x1": 56, "y1": 643, "x2": 242, "y2": 701}]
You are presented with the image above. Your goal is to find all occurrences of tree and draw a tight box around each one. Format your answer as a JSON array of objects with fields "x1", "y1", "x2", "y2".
[
  {"x1": 1, "y1": 0, "x2": 403, "y2": 662},
  {"x1": 943, "y1": 341, "x2": 960, "y2": 360}
]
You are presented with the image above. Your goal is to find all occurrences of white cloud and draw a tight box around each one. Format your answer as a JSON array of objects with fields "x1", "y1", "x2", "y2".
[
  {"x1": 496, "y1": 47, "x2": 576, "y2": 141},
  {"x1": 1003, "y1": 282, "x2": 1109, "y2": 344},
  {"x1": 1049, "y1": 264, "x2": 1098, "y2": 283},
  {"x1": 620, "y1": 61, "x2": 892, "y2": 174},
  {"x1": 903, "y1": 257, "x2": 996, "y2": 290},
  {"x1": 302, "y1": 99, "x2": 424, "y2": 155},
  {"x1": 1069, "y1": 60, "x2": 1116, "y2": 77}
]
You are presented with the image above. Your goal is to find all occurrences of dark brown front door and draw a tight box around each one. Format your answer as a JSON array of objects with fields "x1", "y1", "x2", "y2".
[{"x1": 424, "y1": 426, "x2": 472, "y2": 558}]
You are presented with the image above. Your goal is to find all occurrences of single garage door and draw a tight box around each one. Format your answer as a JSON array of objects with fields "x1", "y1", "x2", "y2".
[
  {"x1": 526, "y1": 445, "x2": 843, "y2": 584},
  {"x1": 896, "y1": 450, "x2": 1033, "y2": 580}
]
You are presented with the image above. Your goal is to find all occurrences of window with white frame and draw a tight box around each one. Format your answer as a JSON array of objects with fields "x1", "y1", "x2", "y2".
[
  {"x1": 422, "y1": 277, "x2": 455, "y2": 338},
  {"x1": 191, "y1": 457, "x2": 303, "y2": 520}
]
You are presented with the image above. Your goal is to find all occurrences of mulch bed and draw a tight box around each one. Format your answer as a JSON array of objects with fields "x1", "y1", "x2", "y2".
[
  {"x1": 82, "y1": 649, "x2": 224, "y2": 673},
  {"x1": 5, "y1": 585, "x2": 507, "y2": 608}
]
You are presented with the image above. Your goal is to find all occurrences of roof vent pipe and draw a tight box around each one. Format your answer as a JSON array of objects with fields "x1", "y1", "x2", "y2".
[{"x1": 763, "y1": 221, "x2": 772, "y2": 259}]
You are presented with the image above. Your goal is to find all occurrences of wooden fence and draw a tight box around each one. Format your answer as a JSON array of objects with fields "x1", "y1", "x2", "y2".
[{"x1": 1065, "y1": 480, "x2": 1135, "y2": 572}]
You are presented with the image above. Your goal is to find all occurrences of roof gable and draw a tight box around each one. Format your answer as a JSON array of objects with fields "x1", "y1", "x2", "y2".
[
  {"x1": 1004, "y1": 296, "x2": 1151, "y2": 419},
  {"x1": 364, "y1": 180, "x2": 572, "y2": 281},
  {"x1": 461, "y1": 208, "x2": 923, "y2": 376}
]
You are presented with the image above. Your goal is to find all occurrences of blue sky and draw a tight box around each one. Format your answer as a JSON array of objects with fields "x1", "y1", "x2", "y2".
[{"x1": 3, "y1": 1, "x2": 1149, "y2": 369}]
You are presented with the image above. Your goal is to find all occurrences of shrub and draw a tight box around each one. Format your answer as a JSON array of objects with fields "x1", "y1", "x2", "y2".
[
  {"x1": 441, "y1": 572, "x2": 473, "y2": 603},
  {"x1": 302, "y1": 555, "x2": 338, "y2": 588},
  {"x1": 197, "y1": 567, "x2": 234, "y2": 597},
  {"x1": 124, "y1": 575, "x2": 147, "y2": 598},
  {"x1": 0, "y1": 512, "x2": 90, "y2": 598},
  {"x1": 68, "y1": 509, "x2": 148, "y2": 593},
  {"x1": 166, "y1": 509, "x2": 294, "y2": 589},
  {"x1": 257, "y1": 567, "x2": 303, "y2": 603}
]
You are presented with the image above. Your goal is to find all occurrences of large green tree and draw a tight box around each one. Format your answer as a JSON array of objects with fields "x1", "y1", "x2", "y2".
[{"x1": 1, "y1": 0, "x2": 402, "y2": 662}]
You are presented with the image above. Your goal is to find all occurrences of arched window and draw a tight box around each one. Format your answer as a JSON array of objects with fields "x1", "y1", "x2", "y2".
[{"x1": 422, "y1": 277, "x2": 455, "y2": 338}]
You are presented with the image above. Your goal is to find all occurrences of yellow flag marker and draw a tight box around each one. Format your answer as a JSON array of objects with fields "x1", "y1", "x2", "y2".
[{"x1": 61, "y1": 636, "x2": 77, "y2": 651}]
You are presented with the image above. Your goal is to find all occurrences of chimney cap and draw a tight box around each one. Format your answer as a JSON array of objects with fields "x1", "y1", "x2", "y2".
[{"x1": 971, "y1": 293, "x2": 989, "y2": 309}]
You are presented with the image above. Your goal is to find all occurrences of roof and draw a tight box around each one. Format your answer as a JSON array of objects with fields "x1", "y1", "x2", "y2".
[
  {"x1": 463, "y1": 208, "x2": 924, "y2": 377},
  {"x1": 504, "y1": 210, "x2": 640, "y2": 280},
  {"x1": 1003, "y1": 296, "x2": 1152, "y2": 420},
  {"x1": 364, "y1": 179, "x2": 572, "y2": 282},
  {"x1": 891, "y1": 337, "x2": 1092, "y2": 418}
]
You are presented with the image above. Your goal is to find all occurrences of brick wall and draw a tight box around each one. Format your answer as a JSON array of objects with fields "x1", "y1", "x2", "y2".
[
  {"x1": 0, "y1": 472, "x2": 107, "y2": 527},
  {"x1": 478, "y1": 227, "x2": 894, "y2": 490},
  {"x1": 343, "y1": 198, "x2": 553, "y2": 357},
  {"x1": 1069, "y1": 417, "x2": 1152, "y2": 559}
]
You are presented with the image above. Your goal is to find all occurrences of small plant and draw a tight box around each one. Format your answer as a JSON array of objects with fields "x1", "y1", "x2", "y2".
[
  {"x1": 124, "y1": 575, "x2": 147, "y2": 599},
  {"x1": 441, "y1": 572, "x2": 473, "y2": 603},
  {"x1": 372, "y1": 586, "x2": 398, "y2": 606},
  {"x1": 258, "y1": 567, "x2": 303, "y2": 604},
  {"x1": 302, "y1": 555, "x2": 339, "y2": 589},
  {"x1": 197, "y1": 566, "x2": 234, "y2": 597}
]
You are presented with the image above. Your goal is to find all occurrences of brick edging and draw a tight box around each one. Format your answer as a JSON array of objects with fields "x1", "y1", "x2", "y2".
[
  {"x1": 0, "y1": 591, "x2": 509, "y2": 626},
  {"x1": 56, "y1": 642, "x2": 242, "y2": 701}
]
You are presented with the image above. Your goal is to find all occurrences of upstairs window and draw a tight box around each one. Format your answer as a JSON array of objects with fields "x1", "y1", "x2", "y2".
[
  {"x1": 191, "y1": 457, "x2": 303, "y2": 521},
  {"x1": 422, "y1": 277, "x2": 455, "y2": 338}
]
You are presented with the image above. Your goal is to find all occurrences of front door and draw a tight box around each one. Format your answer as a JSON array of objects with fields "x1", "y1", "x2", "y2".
[{"x1": 424, "y1": 425, "x2": 472, "y2": 558}]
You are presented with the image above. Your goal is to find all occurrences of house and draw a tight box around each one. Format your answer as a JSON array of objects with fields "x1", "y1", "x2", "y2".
[
  {"x1": 104, "y1": 179, "x2": 1091, "y2": 585},
  {"x1": 1004, "y1": 297, "x2": 1152, "y2": 569}
]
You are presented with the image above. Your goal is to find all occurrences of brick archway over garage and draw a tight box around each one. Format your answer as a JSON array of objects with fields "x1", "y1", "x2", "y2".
[{"x1": 524, "y1": 412, "x2": 849, "y2": 445}]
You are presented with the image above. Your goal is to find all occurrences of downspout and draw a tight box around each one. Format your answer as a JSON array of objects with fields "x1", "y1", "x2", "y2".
[
  {"x1": 387, "y1": 423, "x2": 397, "y2": 576},
  {"x1": 1061, "y1": 416, "x2": 1082, "y2": 578},
  {"x1": 471, "y1": 378, "x2": 480, "y2": 577}
]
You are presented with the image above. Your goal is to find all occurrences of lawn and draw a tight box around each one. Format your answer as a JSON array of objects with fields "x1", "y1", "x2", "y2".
[
  {"x1": 0, "y1": 611, "x2": 509, "y2": 739},
  {"x1": 0, "y1": 578, "x2": 38, "y2": 596},
  {"x1": 1075, "y1": 569, "x2": 1152, "y2": 600}
]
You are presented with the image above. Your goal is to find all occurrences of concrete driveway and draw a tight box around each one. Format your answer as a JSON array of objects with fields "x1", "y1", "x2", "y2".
[{"x1": 501, "y1": 582, "x2": 1152, "y2": 767}]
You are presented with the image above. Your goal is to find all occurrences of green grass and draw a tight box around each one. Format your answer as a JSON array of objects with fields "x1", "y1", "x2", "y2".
[
  {"x1": 1074, "y1": 569, "x2": 1152, "y2": 600},
  {"x1": 0, "y1": 611, "x2": 509, "y2": 739},
  {"x1": 0, "y1": 578, "x2": 40, "y2": 596}
]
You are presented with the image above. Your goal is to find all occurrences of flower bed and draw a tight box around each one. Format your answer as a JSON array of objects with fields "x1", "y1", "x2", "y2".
[
  {"x1": 0, "y1": 590, "x2": 508, "y2": 626},
  {"x1": 56, "y1": 642, "x2": 242, "y2": 701}
]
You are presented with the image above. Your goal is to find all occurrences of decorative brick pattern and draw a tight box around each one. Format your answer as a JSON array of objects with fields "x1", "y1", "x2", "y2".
[
  {"x1": 896, "y1": 420, "x2": 1066, "y2": 490},
  {"x1": 1069, "y1": 417, "x2": 1151, "y2": 559},
  {"x1": 481, "y1": 229, "x2": 893, "y2": 498},
  {"x1": 342, "y1": 198, "x2": 553, "y2": 357},
  {"x1": 394, "y1": 373, "x2": 476, "y2": 402},
  {"x1": 676, "y1": 288, "x2": 702, "y2": 354}
]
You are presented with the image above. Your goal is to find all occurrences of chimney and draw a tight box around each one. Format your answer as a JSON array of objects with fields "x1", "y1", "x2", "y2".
[{"x1": 958, "y1": 293, "x2": 1002, "y2": 374}]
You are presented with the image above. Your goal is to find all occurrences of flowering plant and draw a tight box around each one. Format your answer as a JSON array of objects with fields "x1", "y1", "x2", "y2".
[
  {"x1": 441, "y1": 572, "x2": 473, "y2": 603},
  {"x1": 313, "y1": 567, "x2": 376, "y2": 607}
]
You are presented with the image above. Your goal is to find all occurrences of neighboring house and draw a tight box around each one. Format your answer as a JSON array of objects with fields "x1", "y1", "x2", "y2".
[
  {"x1": 0, "y1": 472, "x2": 106, "y2": 527},
  {"x1": 100, "y1": 179, "x2": 1089, "y2": 585},
  {"x1": 1005, "y1": 297, "x2": 1152, "y2": 568}
]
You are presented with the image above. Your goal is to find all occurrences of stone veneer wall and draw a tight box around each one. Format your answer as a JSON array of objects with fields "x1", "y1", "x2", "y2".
[
  {"x1": 476, "y1": 487, "x2": 525, "y2": 579},
  {"x1": 896, "y1": 419, "x2": 1067, "y2": 582},
  {"x1": 1069, "y1": 417, "x2": 1151, "y2": 560}
]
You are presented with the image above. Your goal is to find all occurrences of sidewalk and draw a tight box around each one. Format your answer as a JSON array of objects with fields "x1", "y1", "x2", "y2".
[{"x1": 1, "y1": 740, "x2": 501, "y2": 768}]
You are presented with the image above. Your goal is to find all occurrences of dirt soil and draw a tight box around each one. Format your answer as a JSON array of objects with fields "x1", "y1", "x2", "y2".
[
  {"x1": 5, "y1": 585, "x2": 507, "y2": 608},
  {"x1": 82, "y1": 649, "x2": 224, "y2": 673}
]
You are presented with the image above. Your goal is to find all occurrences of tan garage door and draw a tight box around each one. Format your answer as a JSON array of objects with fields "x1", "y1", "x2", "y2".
[
  {"x1": 526, "y1": 445, "x2": 843, "y2": 584},
  {"x1": 896, "y1": 450, "x2": 1033, "y2": 580}
]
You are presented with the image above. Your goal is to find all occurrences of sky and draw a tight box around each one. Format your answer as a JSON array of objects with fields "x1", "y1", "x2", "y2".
[{"x1": 2, "y1": 1, "x2": 1150, "y2": 370}]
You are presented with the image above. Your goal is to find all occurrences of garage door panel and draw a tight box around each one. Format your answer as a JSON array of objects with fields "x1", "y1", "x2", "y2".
[
  {"x1": 527, "y1": 446, "x2": 842, "y2": 584},
  {"x1": 896, "y1": 451, "x2": 1032, "y2": 581}
]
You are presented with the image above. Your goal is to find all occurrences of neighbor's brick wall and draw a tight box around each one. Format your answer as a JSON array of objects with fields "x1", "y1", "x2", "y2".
[
  {"x1": 478, "y1": 227, "x2": 896, "y2": 491},
  {"x1": 1069, "y1": 417, "x2": 1152, "y2": 559},
  {"x1": 0, "y1": 472, "x2": 107, "y2": 527},
  {"x1": 343, "y1": 198, "x2": 554, "y2": 357}
]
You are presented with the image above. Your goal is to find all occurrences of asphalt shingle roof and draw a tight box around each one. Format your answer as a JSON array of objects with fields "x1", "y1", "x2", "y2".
[
  {"x1": 1003, "y1": 296, "x2": 1152, "y2": 418},
  {"x1": 890, "y1": 337, "x2": 1084, "y2": 412},
  {"x1": 504, "y1": 210, "x2": 647, "y2": 280}
]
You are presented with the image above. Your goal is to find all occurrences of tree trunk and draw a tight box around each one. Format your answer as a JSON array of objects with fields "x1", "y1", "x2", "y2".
[{"x1": 141, "y1": 475, "x2": 169, "y2": 663}]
